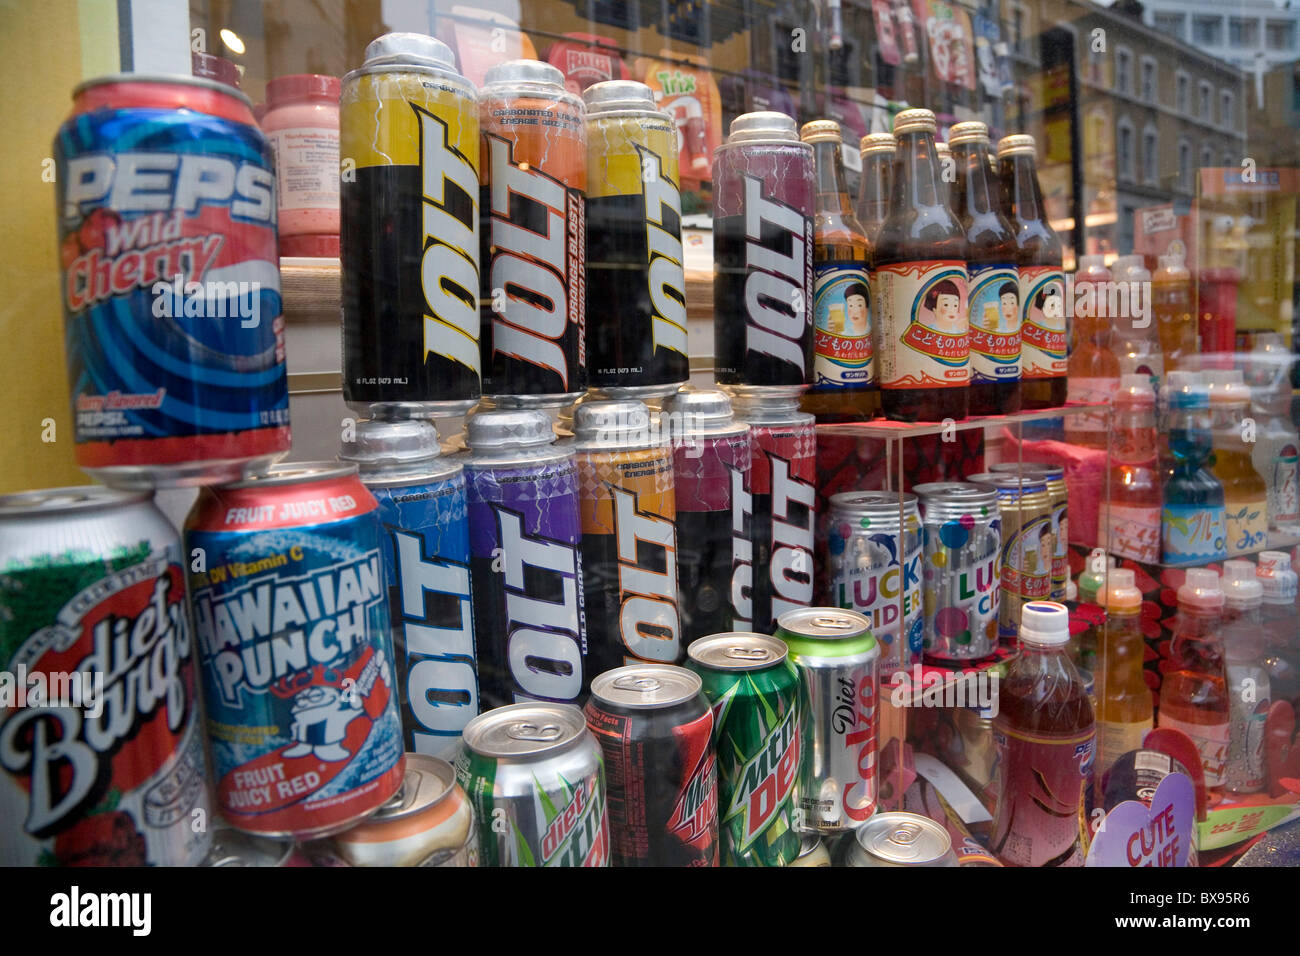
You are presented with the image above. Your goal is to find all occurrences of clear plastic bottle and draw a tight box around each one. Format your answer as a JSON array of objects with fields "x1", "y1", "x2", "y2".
[
  {"x1": 1111, "y1": 255, "x2": 1164, "y2": 388},
  {"x1": 1161, "y1": 372, "x2": 1228, "y2": 564},
  {"x1": 1096, "y1": 569, "x2": 1153, "y2": 776},
  {"x1": 991, "y1": 601, "x2": 1095, "y2": 866},
  {"x1": 1065, "y1": 255, "x2": 1120, "y2": 448},
  {"x1": 1221, "y1": 560, "x2": 1269, "y2": 794},
  {"x1": 1158, "y1": 568, "x2": 1230, "y2": 792},
  {"x1": 1208, "y1": 371, "x2": 1269, "y2": 556},
  {"x1": 1153, "y1": 249, "x2": 1196, "y2": 372},
  {"x1": 1249, "y1": 361, "x2": 1300, "y2": 534},
  {"x1": 1257, "y1": 550, "x2": 1300, "y2": 714},
  {"x1": 1101, "y1": 374, "x2": 1162, "y2": 563}
]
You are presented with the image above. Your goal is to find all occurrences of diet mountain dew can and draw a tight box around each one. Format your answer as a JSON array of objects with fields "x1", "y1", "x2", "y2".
[
  {"x1": 457, "y1": 702, "x2": 609, "y2": 866},
  {"x1": 686, "y1": 632, "x2": 801, "y2": 866}
]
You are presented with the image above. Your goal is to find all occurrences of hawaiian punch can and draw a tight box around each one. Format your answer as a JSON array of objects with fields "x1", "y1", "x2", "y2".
[
  {"x1": 340, "y1": 419, "x2": 476, "y2": 760},
  {"x1": 458, "y1": 702, "x2": 610, "y2": 866},
  {"x1": 826, "y1": 490, "x2": 923, "y2": 677},
  {"x1": 775, "y1": 608, "x2": 879, "y2": 834},
  {"x1": 185, "y1": 463, "x2": 406, "y2": 837},
  {"x1": 967, "y1": 472, "x2": 1054, "y2": 644},
  {"x1": 992, "y1": 463, "x2": 1068, "y2": 601},
  {"x1": 731, "y1": 388, "x2": 817, "y2": 632},
  {"x1": 341, "y1": 33, "x2": 481, "y2": 417},
  {"x1": 584, "y1": 664, "x2": 719, "y2": 866},
  {"x1": 662, "y1": 388, "x2": 752, "y2": 642},
  {"x1": 0, "y1": 487, "x2": 211, "y2": 866},
  {"x1": 687, "y1": 633, "x2": 801, "y2": 866},
  {"x1": 479, "y1": 60, "x2": 586, "y2": 404},
  {"x1": 55, "y1": 75, "x2": 290, "y2": 488},
  {"x1": 584, "y1": 80, "x2": 689, "y2": 396},
  {"x1": 914, "y1": 482, "x2": 1001, "y2": 665},
  {"x1": 575, "y1": 400, "x2": 682, "y2": 674},
  {"x1": 713, "y1": 112, "x2": 816, "y2": 388},
  {"x1": 465, "y1": 409, "x2": 587, "y2": 709}
]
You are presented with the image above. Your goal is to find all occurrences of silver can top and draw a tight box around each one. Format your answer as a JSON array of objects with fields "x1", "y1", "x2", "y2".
[
  {"x1": 340, "y1": 418, "x2": 443, "y2": 468},
  {"x1": 966, "y1": 472, "x2": 1048, "y2": 496},
  {"x1": 989, "y1": 462, "x2": 1065, "y2": 483},
  {"x1": 830, "y1": 490, "x2": 920, "y2": 519},
  {"x1": 590, "y1": 664, "x2": 703, "y2": 710},
  {"x1": 661, "y1": 387, "x2": 745, "y2": 438},
  {"x1": 201, "y1": 828, "x2": 294, "y2": 867},
  {"x1": 466, "y1": 408, "x2": 556, "y2": 451},
  {"x1": 728, "y1": 386, "x2": 812, "y2": 425},
  {"x1": 462, "y1": 702, "x2": 589, "y2": 759},
  {"x1": 360, "y1": 32, "x2": 457, "y2": 71},
  {"x1": 484, "y1": 58, "x2": 565, "y2": 91},
  {"x1": 687, "y1": 633, "x2": 789, "y2": 671},
  {"x1": 914, "y1": 481, "x2": 999, "y2": 519},
  {"x1": 573, "y1": 399, "x2": 660, "y2": 449},
  {"x1": 0, "y1": 485, "x2": 150, "y2": 518},
  {"x1": 728, "y1": 110, "x2": 802, "y2": 143},
  {"x1": 583, "y1": 79, "x2": 660, "y2": 115},
  {"x1": 221, "y1": 462, "x2": 357, "y2": 490},
  {"x1": 776, "y1": 607, "x2": 873, "y2": 641},
  {"x1": 346, "y1": 754, "x2": 456, "y2": 826},
  {"x1": 854, "y1": 811, "x2": 953, "y2": 865}
]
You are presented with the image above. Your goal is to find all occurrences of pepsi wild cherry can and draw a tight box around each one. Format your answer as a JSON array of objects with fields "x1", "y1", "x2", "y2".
[{"x1": 713, "y1": 112, "x2": 816, "y2": 388}]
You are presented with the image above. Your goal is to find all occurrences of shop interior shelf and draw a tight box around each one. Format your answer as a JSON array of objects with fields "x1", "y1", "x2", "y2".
[{"x1": 815, "y1": 402, "x2": 1109, "y2": 440}]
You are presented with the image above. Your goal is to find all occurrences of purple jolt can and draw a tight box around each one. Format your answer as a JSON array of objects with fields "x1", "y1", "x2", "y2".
[
  {"x1": 464, "y1": 408, "x2": 587, "y2": 709},
  {"x1": 712, "y1": 111, "x2": 816, "y2": 388}
]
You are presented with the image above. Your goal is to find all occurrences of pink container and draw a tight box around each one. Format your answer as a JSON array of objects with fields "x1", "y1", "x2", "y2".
[{"x1": 261, "y1": 74, "x2": 340, "y2": 257}]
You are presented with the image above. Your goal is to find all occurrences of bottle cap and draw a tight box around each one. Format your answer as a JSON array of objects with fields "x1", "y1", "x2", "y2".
[
  {"x1": 484, "y1": 59, "x2": 566, "y2": 91},
  {"x1": 1077, "y1": 254, "x2": 1107, "y2": 272},
  {"x1": 1164, "y1": 371, "x2": 1208, "y2": 410},
  {"x1": 466, "y1": 408, "x2": 556, "y2": 451},
  {"x1": 996, "y1": 134, "x2": 1036, "y2": 157},
  {"x1": 266, "y1": 73, "x2": 341, "y2": 106},
  {"x1": 1257, "y1": 551, "x2": 1299, "y2": 602},
  {"x1": 1019, "y1": 601, "x2": 1071, "y2": 646},
  {"x1": 583, "y1": 80, "x2": 659, "y2": 114},
  {"x1": 947, "y1": 121, "x2": 988, "y2": 145},
  {"x1": 729, "y1": 111, "x2": 800, "y2": 143},
  {"x1": 893, "y1": 108, "x2": 937, "y2": 135},
  {"x1": 859, "y1": 132, "x2": 897, "y2": 154},
  {"x1": 1066, "y1": 577, "x2": 1078, "y2": 602},
  {"x1": 1099, "y1": 568, "x2": 1142, "y2": 611},
  {"x1": 1221, "y1": 559, "x2": 1263, "y2": 606},
  {"x1": 1177, "y1": 568, "x2": 1225, "y2": 610},
  {"x1": 799, "y1": 119, "x2": 842, "y2": 144},
  {"x1": 361, "y1": 33, "x2": 457, "y2": 71}
]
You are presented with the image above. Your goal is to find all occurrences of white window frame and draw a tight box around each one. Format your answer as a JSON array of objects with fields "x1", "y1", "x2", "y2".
[
  {"x1": 1117, "y1": 116, "x2": 1136, "y2": 183},
  {"x1": 1140, "y1": 56, "x2": 1158, "y2": 104},
  {"x1": 1175, "y1": 71, "x2": 1190, "y2": 114},
  {"x1": 1178, "y1": 138, "x2": 1192, "y2": 192},
  {"x1": 1220, "y1": 90, "x2": 1234, "y2": 128},
  {"x1": 1142, "y1": 124, "x2": 1159, "y2": 184},
  {"x1": 1116, "y1": 46, "x2": 1133, "y2": 96}
]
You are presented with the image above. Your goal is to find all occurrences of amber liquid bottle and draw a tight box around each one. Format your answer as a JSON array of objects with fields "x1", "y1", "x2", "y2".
[
  {"x1": 998, "y1": 135, "x2": 1066, "y2": 410},
  {"x1": 951, "y1": 122, "x2": 1021, "y2": 416},
  {"x1": 855, "y1": 133, "x2": 895, "y2": 246},
  {"x1": 800, "y1": 120, "x2": 880, "y2": 422},
  {"x1": 873, "y1": 109, "x2": 969, "y2": 423}
]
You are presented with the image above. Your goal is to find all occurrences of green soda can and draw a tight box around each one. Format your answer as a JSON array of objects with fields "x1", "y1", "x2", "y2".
[{"x1": 686, "y1": 632, "x2": 801, "y2": 866}]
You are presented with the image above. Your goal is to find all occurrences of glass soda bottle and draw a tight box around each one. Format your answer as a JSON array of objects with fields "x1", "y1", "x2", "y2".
[
  {"x1": 1249, "y1": 360, "x2": 1300, "y2": 534},
  {"x1": 855, "y1": 132, "x2": 895, "y2": 246},
  {"x1": 1100, "y1": 374, "x2": 1162, "y2": 563},
  {"x1": 950, "y1": 121, "x2": 1021, "y2": 416},
  {"x1": 1095, "y1": 569, "x2": 1153, "y2": 776},
  {"x1": 991, "y1": 601, "x2": 1095, "y2": 866},
  {"x1": 800, "y1": 120, "x2": 880, "y2": 423},
  {"x1": 1161, "y1": 372, "x2": 1228, "y2": 564},
  {"x1": 1110, "y1": 255, "x2": 1164, "y2": 389},
  {"x1": 1208, "y1": 370, "x2": 1268, "y2": 557},
  {"x1": 1153, "y1": 248, "x2": 1196, "y2": 372},
  {"x1": 998, "y1": 134, "x2": 1065, "y2": 410},
  {"x1": 1258, "y1": 550, "x2": 1300, "y2": 714},
  {"x1": 1221, "y1": 560, "x2": 1269, "y2": 794},
  {"x1": 873, "y1": 109, "x2": 969, "y2": 422},
  {"x1": 934, "y1": 140, "x2": 955, "y2": 213},
  {"x1": 1065, "y1": 255, "x2": 1120, "y2": 448},
  {"x1": 1158, "y1": 568, "x2": 1230, "y2": 792}
]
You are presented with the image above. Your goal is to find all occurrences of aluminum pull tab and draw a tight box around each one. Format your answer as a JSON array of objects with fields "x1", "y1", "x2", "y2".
[
  {"x1": 507, "y1": 721, "x2": 563, "y2": 742},
  {"x1": 612, "y1": 674, "x2": 662, "y2": 693}
]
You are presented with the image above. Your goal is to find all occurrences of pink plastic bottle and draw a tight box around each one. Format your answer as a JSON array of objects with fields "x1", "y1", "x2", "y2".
[{"x1": 261, "y1": 74, "x2": 341, "y2": 257}]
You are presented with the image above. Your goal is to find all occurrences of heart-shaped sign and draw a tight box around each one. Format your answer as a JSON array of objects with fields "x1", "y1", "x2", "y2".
[{"x1": 1086, "y1": 772, "x2": 1196, "y2": 867}]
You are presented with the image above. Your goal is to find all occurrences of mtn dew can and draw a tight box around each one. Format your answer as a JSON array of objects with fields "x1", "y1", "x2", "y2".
[
  {"x1": 686, "y1": 632, "x2": 801, "y2": 866},
  {"x1": 457, "y1": 702, "x2": 609, "y2": 866}
]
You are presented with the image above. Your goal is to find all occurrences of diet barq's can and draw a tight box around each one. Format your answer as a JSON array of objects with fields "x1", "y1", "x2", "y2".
[
  {"x1": 731, "y1": 388, "x2": 817, "y2": 632},
  {"x1": 584, "y1": 664, "x2": 719, "y2": 866},
  {"x1": 340, "y1": 419, "x2": 477, "y2": 760},
  {"x1": 480, "y1": 60, "x2": 586, "y2": 404},
  {"x1": 991, "y1": 462, "x2": 1068, "y2": 601},
  {"x1": 55, "y1": 74, "x2": 290, "y2": 488},
  {"x1": 341, "y1": 33, "x2": 481, "y2": 417},
  {"x1": 185, "y1": 463, "x2": 407, "y2": 838},
  {"x1": 826, "y1": 490, "x2": 923, "y2": 676},
  {"x1": 775, "y1": 608, "x2": 879, "y2": 834},
  {"x1": 662, "y1": 388, "x2": 752, "y2": 642},
  {"x1": 464, "y1": 409, "x2": 587, "y2": 709},
  {"x1": 713, "y1": 111, "x2": 816, "y2": 388},
  {"x1": 914, "y1": 482, "x2": 1001, "y2": 665},
  {"x1": 457, "y1": 702, "x2": 610, "y2": 866},
  {"x1": 0, "y1": 487, "x2": 211, "y2": 866},
  {"x1": 584, "y1": 81, "x2": 689, "y2": 396},
  {"x1": 575, "y1": 400, "x2": 682, "y2": 674}
]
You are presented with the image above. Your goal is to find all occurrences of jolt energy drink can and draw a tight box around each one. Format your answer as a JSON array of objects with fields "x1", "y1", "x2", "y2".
[
  {"x1": 731, "y1": 387, "x2": 817, "y2": 632},
  {"x1": 457, "y1": 702, "x2": 610, "y2": 866},
  {"x1": 584, "y1": 664, "x2": 719, "y2": 866},
  {"x1": 0, "y1": 487, "x2": 211, "y2": 866},
  {"x1": 479, "y1": 60, "x2": 586, "y2": 404},
  {"x1": 775, "y1": 608, "x2": 879, "y2": 834},
  {"x1": 967, "y1": 472, "x2": 1054, "y2": 644},
  {"x1": 341, "y1": 33, "x2": 481, "y2": 417},
  {"x1": 687, "y1": 632, "x2": 802, "y2": 866},
  {"x1": 340, "y1": 418, "x2": 476, "y2": 760},
  {"x1": 185, "y1": 463, "x2": 407, "y2": 838},
  {"x1": 55, "y1": 74, "x2": 290, "y2": 488},
  {"x1": 991, "y1": 462, "x2": 1068, "y2": 601},
  {"x1": 914, "y1": 482, "x2": 1001, "y2": 665},
  {"x1": 826, "y1": 490, "x2": 924, "y2": 677},
  {"x1": 584, "y1": 80, "x2": 689, "y2": 396},
  {"x1": 465, "y1": 408, "x2": 587, "y2": 709},
  {"x1": 662, "y1": 388, "x2": 752, "y2": 642},
  {"x1": 713, "y1": 111, "x2": 816, "y2": 388},
  {"x1": 575, "y1": 400, "x2": 682, "y2": 674}
]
